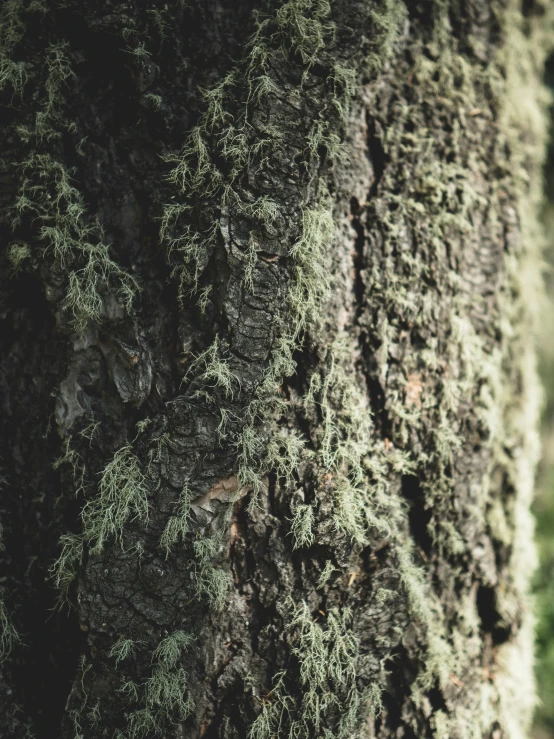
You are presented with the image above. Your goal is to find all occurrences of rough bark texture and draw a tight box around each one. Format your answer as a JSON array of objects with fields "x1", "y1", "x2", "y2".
[{"x1": 0, "y1": 1, "x2": 551, "y2": 738}]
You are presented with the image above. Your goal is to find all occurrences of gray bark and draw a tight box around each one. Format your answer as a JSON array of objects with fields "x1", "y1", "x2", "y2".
[{"x1": 0, "y1": 0, "x2": 550, "y2": 737}]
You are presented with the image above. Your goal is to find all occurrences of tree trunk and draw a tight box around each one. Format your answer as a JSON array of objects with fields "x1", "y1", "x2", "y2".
[{"x1": 0, "y1": 1, "x2": 551, "y2": 737}]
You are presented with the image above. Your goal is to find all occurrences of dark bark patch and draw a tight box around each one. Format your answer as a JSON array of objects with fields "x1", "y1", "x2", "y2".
[
  {"x1": 366, "y1": 114, "x2": 387, "y2": 200},
  {"x1": 350, "y1": 196, "x2": 366, "y2": 307},
  {"x1": 476, "y1": 585, "x2": 512, "y2": 645},
  {"x1": 378, "y1": 644, "x2": 418, "y2": 734},
  {"x1": 427, "y1": 685, "x2": 447, "y2": 712},
  {"x1": 401, "y1": 474, "x2": 433, "y2": 557},
  {"x1": 12, "y1": 595, "x2": 84, "y2": 738},
  {"x1": 361, "y1": 350, "x2": 392, "y2": 438}
]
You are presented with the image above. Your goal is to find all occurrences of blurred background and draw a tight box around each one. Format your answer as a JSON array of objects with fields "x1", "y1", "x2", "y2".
[{"x1": 532, "y1": 54, "x2": 554, "y2": 739}]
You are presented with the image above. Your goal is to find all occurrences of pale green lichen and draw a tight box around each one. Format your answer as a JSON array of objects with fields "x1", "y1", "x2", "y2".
[
  {"x1": 0, "y1": 588, "x2": 21, "y2": 663},
  {"x1": 0, "y1": 0, "x2": 29, "y2": 97},
  {"x1": 143, "y1": 92, "x2": 162, "y2": 110},
  {"x1": 151, "y1": 630, "x2": 194, "y2": 667},
  {"x1": 316, "y1": 560, "x2": 337, "y2": 589},
  {"x1": 7, "y1": 241, "x2": 30, "y2": 273},
  {"x1": 5, "y1": 34, "x2": 139, "y2": 332},
  {"x1": 116, "y1": 630, "x2": 195, "y2": 738},
  {"x1": 305, "y1": 335, "x2": 408, "y2": 543},
  {"x1": 246, "y1": 0, "x2": 551, "y2": 734},
  {"x1": 346, "y1": 0, "x2": 550, "y2": 733},
  {"x1": 53, "y1": 0, "x2": 547, "y2": 734},
  {"x1": 11, "y1": 154, "x2": 138, "y2": 331},
  {"x1": 49, "y1": 438, "x2": 88, "y2": 601},
  {"x1": 79, "y1": 418, "x2": 101, "y2": 446},
  {"x1": 81, "y1": 444, "x2": 149, "y2": 554},
  {"x1": 274, "y1": 0, "x2": 332, "y2": 69},
  {"x1": 156, "y1": 2, "x2": 413, "y2": 734},
  {"x1": 485, "y1": 3, "x2": 552, "y2": 733},
  {"x1": 193, "y1": 537, "x2": 231, "y2": 611},
  {"x1": 289, "y1": 502, "x2": 315, "y2": 549},
  {"x1": 34, "y1": 42, "x2": 75, "y2": 140},
  {"x1": 52, "y1": 436, "x2": 86, "y2": 497},
  {"x1": 266, "y1": 430, "x2": 305, "y2": 491},
  {"x1": 49, "y1": 533, "x2": 83, "y2": 603},
  {"x1": 159, "y1": 483, "x2": 191, "y2": 557},
  {"x1": 231, "y1": 1, "x2": 407, "y2": 517},
  {"x1": 109, "y1": 637, "x2": 140, "y2": 667},
  {"x1": 249, "y1": 601, "x2": 380, "y2": 739},
  {"x1": 184, "y1": 336, "x2": 241, "y2": 401}
]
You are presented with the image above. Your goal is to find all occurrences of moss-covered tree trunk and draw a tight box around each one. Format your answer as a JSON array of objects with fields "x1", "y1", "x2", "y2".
[{"x1": 0, "y1": 1, "x2": 552, "y2": 737}]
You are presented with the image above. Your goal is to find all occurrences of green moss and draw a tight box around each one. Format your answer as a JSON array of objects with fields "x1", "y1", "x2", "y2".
[
  {"x1": 346, "y1": 0, "x2": 550, "y2": 731},
  {"x1": 223, "y1": 0, "x2": 403, "y2": 511},
  {"x1": 153, "y1": 9, "x2": 413, "y2": 734},
  {"x1": 234, "y1": 204, "x2": 336, "y2": 500},
  {"x1": 19, "y1": 0, "x2": 546, "y2": 734},
  {"x1": 488, "y1": 5, "x2": 553, "y2": 732}
]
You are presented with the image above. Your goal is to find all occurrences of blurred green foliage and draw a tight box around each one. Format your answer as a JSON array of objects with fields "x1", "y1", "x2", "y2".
[
  {"x1": 534, "y1": 452, "x2": 554, "y2": 733},
  {"x1": 533, "y1": 54, "x2": 554, "y2": 738}
]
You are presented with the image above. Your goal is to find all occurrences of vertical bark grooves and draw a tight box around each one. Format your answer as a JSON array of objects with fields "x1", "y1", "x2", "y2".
[{"x1": 0, "y1": 1, "x2": 551, "y2": 737}]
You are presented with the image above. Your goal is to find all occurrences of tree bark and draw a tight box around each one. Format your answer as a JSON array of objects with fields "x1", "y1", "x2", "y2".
[{"x1": 0, "y1": 1, "x2": 551, "y2": 737}]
